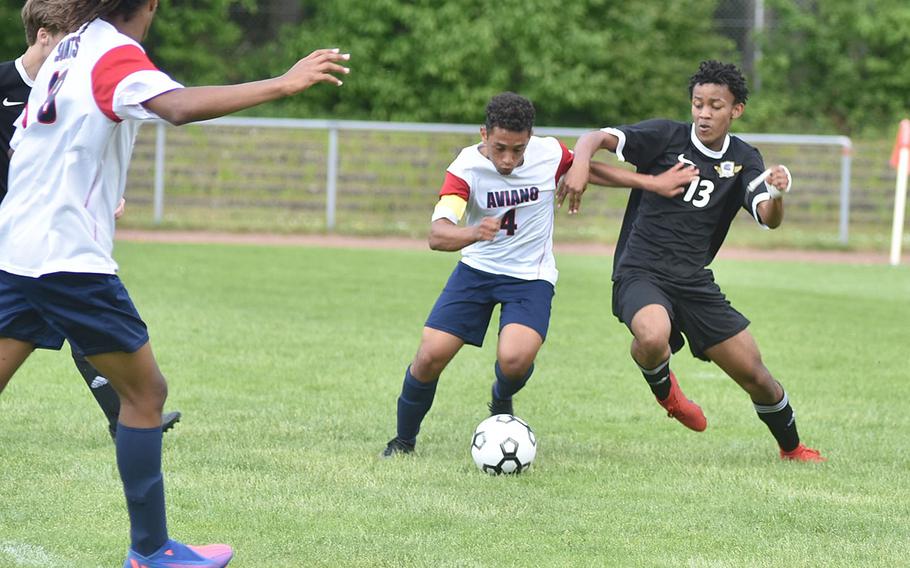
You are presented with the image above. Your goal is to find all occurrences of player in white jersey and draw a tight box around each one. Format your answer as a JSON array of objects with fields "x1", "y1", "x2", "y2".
[
  {"x1": 0, "y1": 1, "x2": 350, "y2": 566},
  {"x1": 382, "y1": 92, "x2": 696, "y2": 457},
  {"x1": 0, "y1": 0, "x2": 181, "y2": 442}
]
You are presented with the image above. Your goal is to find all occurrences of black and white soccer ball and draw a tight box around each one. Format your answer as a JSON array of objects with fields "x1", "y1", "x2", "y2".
[{"x1": 471, "y1": 414, "x2": 537, "y2": 474}]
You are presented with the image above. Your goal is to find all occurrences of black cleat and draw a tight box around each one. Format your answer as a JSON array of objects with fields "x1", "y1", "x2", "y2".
[
  {"x1": 381, "y1": 437, "x2": 415, "y2": 458},
  {"x1": 488, "y1": 397, "x2": 514, "y2": 417},
  {"x1": 108, "y1": 410, "x2": 183, "y2": 441},
  {"x1": 161, "y1": 410, "x2": 182, "y2": 433}
]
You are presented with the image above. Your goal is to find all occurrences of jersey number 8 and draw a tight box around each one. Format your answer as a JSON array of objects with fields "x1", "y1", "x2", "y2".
[{"x1": 37, "y1": 69, "x2": 68, "y2": 125}]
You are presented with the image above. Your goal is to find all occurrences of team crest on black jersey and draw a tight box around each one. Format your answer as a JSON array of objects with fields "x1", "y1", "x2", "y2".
[{"x1": 715, "y1": 161, "x2": 742, "y2": 178}]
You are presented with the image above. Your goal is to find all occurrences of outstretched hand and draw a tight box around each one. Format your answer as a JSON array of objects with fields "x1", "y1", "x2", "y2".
[
  {"x1": 282, "y1": 48, "x2": 351, "y2": 94},
  {"x1": 556, "y1": 163, "x2": 589, "y2": 215},
  {"x1": 648, "y1": 162, "x2": 699, "y2": 198}
]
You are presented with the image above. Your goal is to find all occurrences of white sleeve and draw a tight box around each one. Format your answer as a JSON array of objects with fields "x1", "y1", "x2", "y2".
[{"x1": 113, "y1": 70, "x2": 183, "y2": 121}]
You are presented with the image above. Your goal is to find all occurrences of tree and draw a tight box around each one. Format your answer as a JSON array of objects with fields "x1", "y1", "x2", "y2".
[
  {"x1": 143, "y1": 0, "x2": 258, "y2": 85},
  {"x1": 250, "y1": 0, "x2": 735, "y2": 126},
  {"x1": 0, "y1": 5, "x2": 27, "y2": 59},
  {"x1": 756, "y1": 0, "x2": 910, "y2": 134}
]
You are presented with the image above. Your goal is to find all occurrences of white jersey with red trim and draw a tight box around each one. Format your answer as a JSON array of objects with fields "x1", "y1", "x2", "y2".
[
  {"x1": 0, "y1": 19, "x2": 182, "y2": 277},
  {"x1": 439, "y1": 136, "x2": 573, "y2": 285}
]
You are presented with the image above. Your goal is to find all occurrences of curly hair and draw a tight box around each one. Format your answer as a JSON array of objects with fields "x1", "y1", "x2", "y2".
[
  {"x1": 688, "y1": 60, "x2": 749, "y2": 105},
  {"x1": 63, "y1": 0, "x2": 149, "y2": 32},
  {"x1": 21, "y1": 0, "x2": 71, "y2": 45},
  {"x1": 485, "y1": 92, "x2": 535, "y2": 134}
]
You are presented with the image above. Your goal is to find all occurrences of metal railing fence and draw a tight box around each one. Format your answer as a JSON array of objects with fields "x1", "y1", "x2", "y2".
[{"x1": 143, "y1": 118, "x2": 853, "y2": 243}]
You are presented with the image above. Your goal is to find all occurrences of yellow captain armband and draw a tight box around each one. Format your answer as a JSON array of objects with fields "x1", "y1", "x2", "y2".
[{"x1": 431, "y1": 194, "x2": 467, "y2": 224}]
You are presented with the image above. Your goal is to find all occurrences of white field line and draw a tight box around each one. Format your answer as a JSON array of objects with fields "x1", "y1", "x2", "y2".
[{"x1": 0, "y1": 542, "x2": 61, "y2": 567}]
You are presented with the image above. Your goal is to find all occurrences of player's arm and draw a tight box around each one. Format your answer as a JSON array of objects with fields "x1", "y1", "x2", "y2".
[
  {"x1": 588, "y1": 161, "x2": 697, "y2": 198},
  {"x1": 427, "y1": 195, "x2": 499, "y2": 251},
  {"x1": 754, "y1": 165, "x2": 790, "y2": 229},
  {"x1": 142, "y1": 49, "x2": 350, "y2": 125},
  {"x1": 557, "y1": 130, "x2": 620, "y2": 214}
]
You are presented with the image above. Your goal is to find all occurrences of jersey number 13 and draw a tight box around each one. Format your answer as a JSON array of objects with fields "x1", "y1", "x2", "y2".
[{"x1": 683, "y1": 178, "x2": 715, "y2": 208}]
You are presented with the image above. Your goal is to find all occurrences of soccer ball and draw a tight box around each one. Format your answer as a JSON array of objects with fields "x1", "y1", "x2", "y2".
[{"x1": 471, "y1": 414, "x2": 537, "y2": 474}]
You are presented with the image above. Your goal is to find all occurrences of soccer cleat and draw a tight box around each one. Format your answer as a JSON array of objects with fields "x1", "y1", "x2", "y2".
[
  {"x1": 110, "y1": 411, "x2": 184, "y2": 441},
  {"x1": 380, "y1": 437, "x2": 415, "y2": 458},
  {"x1": 780, "y1": 443, "x2": 826, "y2": 462},
  {"x1": 123, "y1": 538, "x2": 233, "y2": 567},
  {"x1": 656, "y1": 372, "x2": 707, "y2": 432},
  {"x1": 161, "y1": 411, "x2": 182, "y2": 433}
]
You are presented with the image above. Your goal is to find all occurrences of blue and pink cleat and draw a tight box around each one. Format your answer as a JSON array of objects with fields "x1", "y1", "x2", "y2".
[{"x1": 123, "y1": 539, "x2": 233, "y2": 568}]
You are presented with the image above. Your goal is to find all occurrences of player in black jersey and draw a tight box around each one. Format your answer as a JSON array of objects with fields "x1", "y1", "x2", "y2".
[
  {"x1": 1, "y1": 0, "x2": 180, "y2": 439},
  {"x1": 559, "y1": 60, "x2": 824, "y2": 462}
]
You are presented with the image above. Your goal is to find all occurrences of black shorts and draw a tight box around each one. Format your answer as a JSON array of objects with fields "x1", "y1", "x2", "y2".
[{"x1": 612, "y1": 269, "x2": 749, "y2": 361}]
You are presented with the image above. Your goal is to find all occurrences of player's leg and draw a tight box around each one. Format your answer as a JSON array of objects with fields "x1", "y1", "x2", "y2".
[
  {"x1": 704, "y1": 330, "x2": 824, "y2": 462},
  {"x1": 615, "y1": 273, "x2": 706, "y2": 431},
  {"x1": 88, "y1": 344, "x2": 231, "y2": 566},
  {"x1": 34, "y1": 272, "x2": 230, "y2": 565},
  {"x1": 490, "y1": 277, "x2": 553, "y2": 415},
  {"x1": 387, "y1": 327, "x2": 465, "y2": 453},
  {"x1": 0, "y1": 338, "x2": 36, "y2": 394},
  {"x1": 0, "y1": 271, "x2": 63, "y2": 393},
  {"x1": 72, "y1": 347, "x2": 182, "y2": 439},
  {"x1": 628, "y1": 304, "x2": 707, "y2": 432},
  {"x1": 383, "y1": 263, "x2": 495, "y2": 457},
  {"x1": 490, "y1": 323, "x2": 542, "y2": 416}
]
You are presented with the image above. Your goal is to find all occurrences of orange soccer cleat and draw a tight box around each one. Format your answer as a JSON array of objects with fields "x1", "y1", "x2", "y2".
[
  {"x1": 780, "y1": 443, "x2": 826, "y2": 462},
  {"x1": 656, "y1": 372, "x2": 707, "y2": 432}
]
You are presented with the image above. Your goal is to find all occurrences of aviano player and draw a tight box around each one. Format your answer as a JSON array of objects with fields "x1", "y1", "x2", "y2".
[
  {"x1": 559, "y1": 60, "x2": 825, "y2": 462},
  {"x1": 382, "y1": 92, "x2": 695, "y2": 457},
  {"x1": 0, "y1": 0, "x2": 350, "y2": 566}
]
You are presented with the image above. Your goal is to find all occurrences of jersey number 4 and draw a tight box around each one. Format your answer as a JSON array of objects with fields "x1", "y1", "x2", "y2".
[
  {"x1": 683, "y1": 178, "x2": 715, "y2": 208},
  {"x1": 37, "y1": 69, "x2": 68, "y2": 124},
  {"x1": 500, "y1": 209, "x2": 518, "y2": 235}
]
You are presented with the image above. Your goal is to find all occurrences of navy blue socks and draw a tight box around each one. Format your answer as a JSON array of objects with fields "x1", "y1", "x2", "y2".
[
  {"x1": 492, "y1": 361, "x2": 534, "y2": 400},
  {"x1": 116, "y1": 424, "x2": 168, "y2": 556},
  {"x1": 396, "y1": 367, "x2": 438, "y2": 445}
]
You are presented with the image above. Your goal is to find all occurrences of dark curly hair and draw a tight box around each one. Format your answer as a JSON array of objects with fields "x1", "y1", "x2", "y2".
[
  {"x1": 66, "y1": 0, "x2": 149, "y2": 31},
  {"x1": 688, "y1": 60, "x2": 749, "y2": 105},
  {"x1": 485, "y1": 92, "x2": 535, "y2": 134}
]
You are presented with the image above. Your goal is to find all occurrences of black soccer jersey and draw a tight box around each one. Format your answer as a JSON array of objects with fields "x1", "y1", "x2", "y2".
[
  {"x1": 608, "y1": 119, "x2": 773, "y2": 280},
  {"x1": 0, "y1": 58, "x2": 31, "y2": 201}
]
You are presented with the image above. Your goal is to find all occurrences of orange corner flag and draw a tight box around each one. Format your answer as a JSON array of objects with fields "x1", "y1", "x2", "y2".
[{"x1": 890, "y1": 119, "x2": 910, "y2": 169}]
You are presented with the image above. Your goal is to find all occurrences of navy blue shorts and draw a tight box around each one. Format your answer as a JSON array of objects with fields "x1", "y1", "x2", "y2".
[
  {"x1": 425, "y1": 262, "x2": 555, "y2": 347},
  {"x1": 0, "y1": 270, "x2": 149, "y2": 356},
  {"x1": 612, "y1": 268, "x2": 749, "y2": 361}
]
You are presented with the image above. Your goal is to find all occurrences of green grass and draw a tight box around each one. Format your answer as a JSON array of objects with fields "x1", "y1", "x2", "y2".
[{"x1": 1, "y1": 242, "x2": 908, "y2": 567}]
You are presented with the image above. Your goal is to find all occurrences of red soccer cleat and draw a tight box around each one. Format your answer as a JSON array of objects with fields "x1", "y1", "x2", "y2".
[
  {"x1": 656, "y1": 372, "x2": 707, "y2": 432},
  {"x1": 780, "y1": 443, "x2": 826, "y2": 462}
]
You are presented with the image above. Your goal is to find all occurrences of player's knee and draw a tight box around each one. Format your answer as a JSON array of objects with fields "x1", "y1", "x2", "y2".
[
  {"x1": 411, "y1": 350, "x2": 446, "y2": 381},
  {"x1": 119, "y1": 374, "x2": 168, "y2": 411},
  {"x1": 632, "y1": 328, "x2": 669, "y2": 359},
  {"x1": 497, "y1": 352, "x2": 533, "y2": 380}
]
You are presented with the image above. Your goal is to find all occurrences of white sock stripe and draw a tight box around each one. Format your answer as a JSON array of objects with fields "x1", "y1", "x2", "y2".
[
  {"x1": 754, "y1": 391, "x2": 790, "y2": 414},
  {"x1": 637, "y1": 358, "x2": 670, "y2": 376}
]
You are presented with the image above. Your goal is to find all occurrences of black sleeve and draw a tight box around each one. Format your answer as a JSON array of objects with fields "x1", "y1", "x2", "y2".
[{"x1": 605, "y1": 118, "x2": 677, "y2": 170}]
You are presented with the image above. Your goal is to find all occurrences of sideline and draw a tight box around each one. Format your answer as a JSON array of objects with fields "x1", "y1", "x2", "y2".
[{"x1": 115, "y1": 229, "x2": 892, "y2": 265}]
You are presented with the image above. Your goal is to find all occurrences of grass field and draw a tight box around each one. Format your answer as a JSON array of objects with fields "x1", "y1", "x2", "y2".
[{"x1": 0, "y1": 242, "x2": 908, "y2": 567}]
